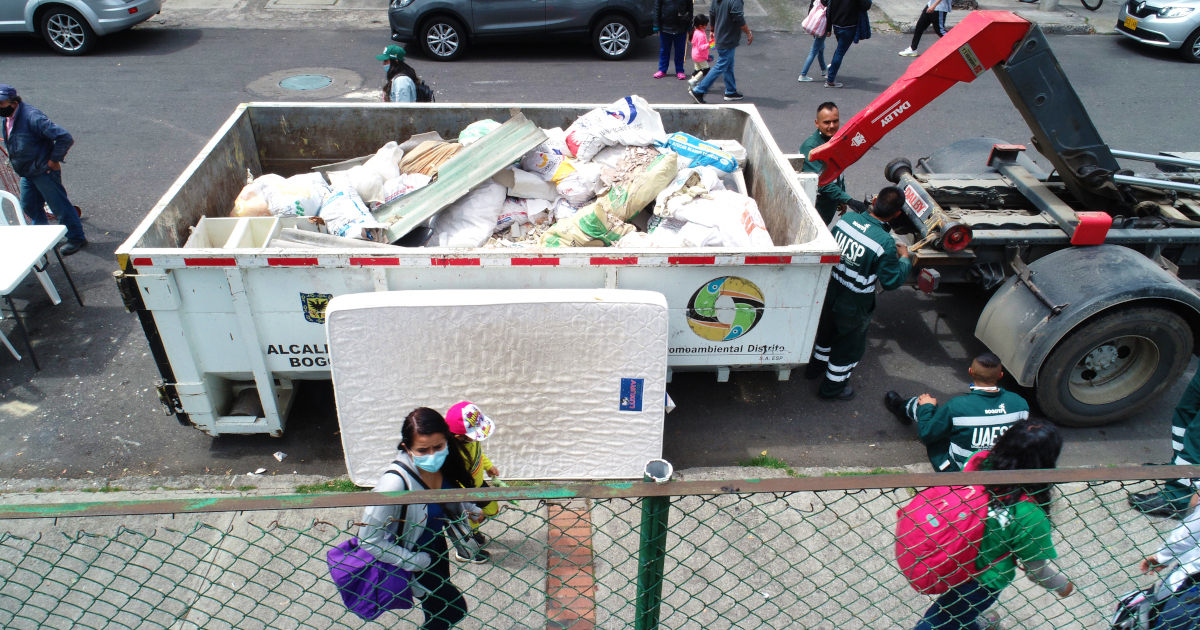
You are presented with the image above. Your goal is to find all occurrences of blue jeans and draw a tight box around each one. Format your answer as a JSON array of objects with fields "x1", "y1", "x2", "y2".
[
  {"x1": 913, "y1": 580, "x2": 999, "y2": 630},
  {"x1": 826, "y1": 25, "x2": 857, "y2": 83},
  {"x1": 21, "y1": 170, "x2": 85, "y2": 243},
  {"x1": 658, "y1": 31, "x2": 687, "y2": 74},
  {"x1": 694, "y1": 47, "x2": 736, "y2": 95},
  {"x1": 801, "y1": 35, "x2": 827, "y2": 76}
]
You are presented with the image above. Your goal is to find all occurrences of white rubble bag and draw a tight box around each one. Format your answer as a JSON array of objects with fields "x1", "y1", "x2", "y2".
[
  {"x1": 325, "y1": 289, "x2": 669, "y2": 483},
  {"x1": 564, "y1": 95, "x2": 667, "y2": 162},
  {"x1": 232, "y1": 173, "x2": 331, "y2": 218},
  {"x1": 318, "y1": 187, "x2": 388, "y2": 241},
  {"x1": 428, "y1": 181, "x2": 507, "y2": 248}
]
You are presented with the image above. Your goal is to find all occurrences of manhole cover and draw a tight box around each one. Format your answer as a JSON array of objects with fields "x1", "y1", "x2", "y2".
[{"x1": 279, "y1": 74, "x2": 334, "y2": 91}]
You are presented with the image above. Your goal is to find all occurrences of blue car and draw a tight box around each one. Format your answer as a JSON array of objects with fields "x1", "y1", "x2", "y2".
[{"x1": 388, "y1": 0, "x2": 654, "y2": 61}]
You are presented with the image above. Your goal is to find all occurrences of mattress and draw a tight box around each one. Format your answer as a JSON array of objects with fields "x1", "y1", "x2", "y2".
[{"x1": 326, "y1": 289, "x2": 669, "y2": 486}]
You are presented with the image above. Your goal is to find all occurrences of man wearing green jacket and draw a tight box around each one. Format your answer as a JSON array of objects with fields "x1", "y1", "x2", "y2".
[
  {"x1": 804, "y1": 186, "x2": 911, "y2": 401},
  {"x1": 1130, "y1": 370, "x2": 1200, "y2": 518},
  {"x1": 799, "y1": 101, "x2": 867, "y2": 225},
  {"x1": 885, "y1": 352, "x2": 1030, "y2": 472}
]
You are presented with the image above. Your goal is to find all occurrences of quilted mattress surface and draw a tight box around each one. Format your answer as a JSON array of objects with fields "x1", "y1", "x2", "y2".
[{"x1": 326, "y1": 289, "x2": 669, "y2": 486}]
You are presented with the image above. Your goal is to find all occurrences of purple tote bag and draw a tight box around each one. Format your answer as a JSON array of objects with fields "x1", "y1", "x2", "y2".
[{"x1": 327, "y1": 537, "x2": 414, "y2": 620}]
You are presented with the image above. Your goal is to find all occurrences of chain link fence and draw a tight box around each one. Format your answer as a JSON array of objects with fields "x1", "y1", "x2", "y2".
[{"x1": 0, "y1": 467, "x2": 1194, "y2": 629}]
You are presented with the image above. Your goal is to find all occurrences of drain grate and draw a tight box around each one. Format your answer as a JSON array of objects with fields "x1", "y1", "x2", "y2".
[{"x1": 278, "y1": 74, "x2": 334, "y2": 91}]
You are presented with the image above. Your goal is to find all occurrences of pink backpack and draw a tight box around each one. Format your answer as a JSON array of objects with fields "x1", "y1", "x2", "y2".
[{"x1": 895, "y1": 451, "x2": 992, "y2": 595}]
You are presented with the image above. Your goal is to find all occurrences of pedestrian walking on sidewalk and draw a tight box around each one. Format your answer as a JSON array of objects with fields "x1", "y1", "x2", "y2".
[
  {"x1": 688, "y1": 15, "x2": 715, "y2": 86},
  {"x1": 379, "y1": 45, "x2": 422, "y2": 103},
  {"x1": 799, "y1": 0, "x2": 830, "y2": 82},
  {"x1": 885, "y1": 352, "x2": 1030, "y2": 472},
  {"x1": 899, "y1": 0, "x2": 951, "y2": 56},
  {"x1": 654, "y1": 0, "x2": 694, "y2": 79},
  {"x1": 1130, "y1": 370, "x2": 1200, "y2": 519},
  {"x1": 445, "y1": 401, "x2": 499, "y2": 565},
  {"x1": 689, "y1": 0, "x2": 753, "y2": 104},
  {"x1": 358, "y1": 408, "x2": 484, "y2": 630},
  {"x1": 804, "y1": 186, "x2": 911, "y2": 401},
  {"x1": 823, "y1": 0, "x2": 872, "y2": 88},
  {"x1": 0, "y1": 84, "x2": 87, "y2": 255},
  {"x1": 911, "y1": 420, "x2": 1075, "y2": 630}
]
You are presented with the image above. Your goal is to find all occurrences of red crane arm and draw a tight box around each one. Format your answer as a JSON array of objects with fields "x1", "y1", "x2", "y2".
[{"x1": 806, "y1": 11, "x2": 1033, "y2": 187}]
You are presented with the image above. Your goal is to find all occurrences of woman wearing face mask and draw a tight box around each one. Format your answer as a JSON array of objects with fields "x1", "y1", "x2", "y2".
[{"x1": 358, "y1": 407, "x2": 482, "y2": 630}]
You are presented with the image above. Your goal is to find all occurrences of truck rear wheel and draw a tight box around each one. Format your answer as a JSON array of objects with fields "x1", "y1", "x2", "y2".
[{"x1": 1036, "y1": 306, "x2": 1192, "y2": 427}]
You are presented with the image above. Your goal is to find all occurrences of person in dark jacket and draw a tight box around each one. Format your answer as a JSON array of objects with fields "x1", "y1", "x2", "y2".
[
  {"x1": 823, "y1": 0, "x2": 872, "y2": 88},
  {"x1": 0, "y1": 85, "x2": 86, "y2": 254},
  {"x1": 654, "y1": 0, "x2": 694, "y2": 79},
  {"x1": 689, "y1": 0, "x2": 753, "y2": 104}
]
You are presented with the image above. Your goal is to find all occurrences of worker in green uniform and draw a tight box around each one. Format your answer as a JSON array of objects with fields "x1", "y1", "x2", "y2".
[
  {"x1": 798, "y1": 101, "x2": 868, "y2": 225},
  {"x1": 1130, "y1": 370, "x2": 1200, "y2": 518},
  {"x1": 804, "y1": 186, "x2": 911, "y2": 401},
  {"x1": 884, "y1": 352, "x2": 1030, "y2": 472}
]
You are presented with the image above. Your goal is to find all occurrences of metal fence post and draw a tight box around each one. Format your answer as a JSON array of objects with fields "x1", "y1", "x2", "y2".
[{"x1": 635, "y1": 459, "x2": 673, "y2": 630}]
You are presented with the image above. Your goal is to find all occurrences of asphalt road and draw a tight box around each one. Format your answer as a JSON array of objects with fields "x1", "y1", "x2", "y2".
[{"x1": 1, "y1": 26, "x2": 1198, "y2": 480}]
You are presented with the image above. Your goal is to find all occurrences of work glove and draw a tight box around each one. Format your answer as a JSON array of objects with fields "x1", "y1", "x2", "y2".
[{"x1": 846, "y1": 199, "x2": 869, "y2": 214}]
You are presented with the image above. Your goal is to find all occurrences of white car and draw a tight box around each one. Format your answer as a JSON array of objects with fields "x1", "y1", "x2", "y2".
[
  {"x1": 1116, "y1": 0, "x2": 1200, "y2": 62},
  {"x1": 0, "y1": 0, "x2": 162, "y2": 55}
]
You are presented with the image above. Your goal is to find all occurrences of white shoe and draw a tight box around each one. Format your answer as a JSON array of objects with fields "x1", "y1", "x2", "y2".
[
  {"x1": 798, "y1": 75, "x2": 814, "y2": 82},
  {"x1": 899, "y1": 47, "x2": 919, "y2": 57}
]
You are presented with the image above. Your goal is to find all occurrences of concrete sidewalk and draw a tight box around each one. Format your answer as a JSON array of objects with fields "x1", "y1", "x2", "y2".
[
  {"x1": 874, "y1": 0, "x2": 1125, "y2": 35},
  {"x1": 140, "y1": 0, "x2": 390, "y2": 30}
]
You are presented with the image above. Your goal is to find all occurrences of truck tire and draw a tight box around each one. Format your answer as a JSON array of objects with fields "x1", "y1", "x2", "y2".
[
  {"x1": 1036, "y1": 306, "x2": 1192, "y2": 427},
  {"x1": 420, "y1": 16, "x2": 467, "y2": 61},
  {"x1": 40, "y1": 6, "x2": 96, "y2": 56}
]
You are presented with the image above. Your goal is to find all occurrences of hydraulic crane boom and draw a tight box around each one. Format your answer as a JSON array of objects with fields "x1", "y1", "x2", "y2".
[{"x1": 806, "y1": 11, "x2": 1126, "y2": 213}]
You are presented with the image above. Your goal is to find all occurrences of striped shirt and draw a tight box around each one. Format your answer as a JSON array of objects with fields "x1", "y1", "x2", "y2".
[{"x1": 828, "y1": 211, "x2": 911, "y2": 301}]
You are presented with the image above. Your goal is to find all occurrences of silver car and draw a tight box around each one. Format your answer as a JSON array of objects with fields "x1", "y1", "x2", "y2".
[
  {"x1": 0, "y1": 0, "x2": 162, "y2": 55},
  {"x1": 1116, "y1": 0, "x2": 1200, "y2": 62}
]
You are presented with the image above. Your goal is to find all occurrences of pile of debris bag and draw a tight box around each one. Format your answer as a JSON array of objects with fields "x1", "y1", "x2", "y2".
[{"x1": 229, "y1": 96, "x2": 773, "y2": 250}]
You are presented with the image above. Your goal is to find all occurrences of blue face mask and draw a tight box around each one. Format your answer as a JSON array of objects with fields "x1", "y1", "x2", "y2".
[{"x1": 412, "y1": 445, "x2": 448, "y2": 472}]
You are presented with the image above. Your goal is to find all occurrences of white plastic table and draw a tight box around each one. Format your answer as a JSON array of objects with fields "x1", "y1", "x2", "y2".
[{"x1": 0, "y1": 225, "x2": 83, "y2": 370}]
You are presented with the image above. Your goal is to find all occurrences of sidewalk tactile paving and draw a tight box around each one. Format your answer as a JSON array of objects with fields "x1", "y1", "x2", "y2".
[{"x1": 546, "y1": 502, "x2": 597, "y2": 630}]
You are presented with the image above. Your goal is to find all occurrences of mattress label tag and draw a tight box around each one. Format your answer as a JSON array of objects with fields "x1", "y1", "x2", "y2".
[{"x1": 620, "y1": 378, "x2": 644, "y2": 412}]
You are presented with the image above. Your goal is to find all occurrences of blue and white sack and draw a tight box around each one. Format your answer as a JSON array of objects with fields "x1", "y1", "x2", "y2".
[{"x1": 662, "y1": 132, "x2": 739, "y2": 173}]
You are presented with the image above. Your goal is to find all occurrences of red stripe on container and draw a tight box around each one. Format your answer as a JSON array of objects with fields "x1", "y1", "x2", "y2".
[
  {"x1": 745, "y1": 256, "x2": 792, "y2": 265},
  {"x1": 184, "y1": 258, "x2": 236, "y2": 267},
  {"x1": 820, "y1": 255, "x2": 841, "y2": 263},
  {"x1": 590, "y1": 257, "x2": 638, "y2": 265},
  {"x1": 267, "y1": 258, "x2": 318, "y2": 266},
  {"x1": 432, "y1": 258, "x2": 480, "y2": 266},
  {"x1": 350, "y1": 257, "x2": 400, "y2": 266},
  {"x1": 668, "y1": 256, "x2": 716, "y2": 265},
  {"x1": 131, "y1": 258, "x2": 153, "y2": 266},
  {"x1": 511, "y1": 258, "x2": 559, "y2": 266}
]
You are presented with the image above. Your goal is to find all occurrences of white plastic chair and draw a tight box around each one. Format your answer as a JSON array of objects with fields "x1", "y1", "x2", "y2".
[{"x1": 0, "y1": 190, "x2": 62, "y2": 305}]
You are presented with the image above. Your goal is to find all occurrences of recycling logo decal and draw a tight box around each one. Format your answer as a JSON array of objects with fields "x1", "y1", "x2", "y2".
[{"x1": 686, "y1": 277, "x2": 765, "y2": 342}]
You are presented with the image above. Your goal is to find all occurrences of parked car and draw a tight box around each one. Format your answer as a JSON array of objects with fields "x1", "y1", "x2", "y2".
[
  {"x1": 0, "y1": 0, "x2": 162, "y2": 55},
  {"x1": 1116, "y1": 0, "x2": 1200, "y2": 62},
  {"x1": 387, "y1": 0, "x2": 654, "y2": 61}
]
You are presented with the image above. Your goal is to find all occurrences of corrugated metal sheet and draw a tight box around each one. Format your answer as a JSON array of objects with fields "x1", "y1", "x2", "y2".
[{"x1": 373, "y1": 112, "x2": 547, "y2": 243}]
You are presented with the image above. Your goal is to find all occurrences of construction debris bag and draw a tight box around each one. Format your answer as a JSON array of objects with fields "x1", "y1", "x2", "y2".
[
  {"x1": 458, "y1": 120, "x2": 501, "y2": 147},
  {"x1": 318, "y1": 187, "x2": 387, "y2": 242},
  {"x1": 663, "y1": 132, "x2": 739, "y2": 173},
  {"x1": 596, "y1": 152, "x2": 678, "y2": 221},
  {"x1": 564, "y1": 95, "x2": 667, "y2": 162},
  {"x1": 379, "y1": 173, "x2": 432, "y2": 206},
  {"x1": 649, "y1": 190, "x2": 773, "y2": 248},
  {"x1": 494, "y1": 197, "x2": 530, "y2": 234},
  {"x1": 428, "y1": 181, "x2": 507, "y2": 248},
  {"x1": 362, "y1": 142, "x2": 405, "y2": 181},
  {"x1": 556, "y1": 161, "x2": 606, "y2": 206},
  {"x1": 708, "y1": 139, "x2": 748, "y2": 167},
  {"x1": 520, "y1": 128, "x2": 575, "y2": 183},
  {"x1": 654, "y1": 166, "x2": 727, "y2": 217},
  {"x1": 232, "y1": 173, "x2": 331, "y2": 218},
  {"x1": 540, "y1": 203, "x2": 634, "y2": 247}
]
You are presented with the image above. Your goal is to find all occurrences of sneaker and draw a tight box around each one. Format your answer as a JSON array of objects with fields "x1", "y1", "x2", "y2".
[
  {"x1": 59, "y1": 240, "x2": 88, "y2": 256},
  {"x1": 821, "y1": 68, "x2": 827, "y2": 76},
  {"x1": 471, "y1": 532, "x2": 488, "y2": 546},
  {"x1": 977, "y1": 611, "x2": 1003, "y2": 630},
  {"x1": 824, "y1": 81, "x2": 843, "y2": 88},
  {"x1": 1129, "y1": 492, "x2": 1184, "y2": 518},
  {"x1": 819, "y1": 384, "x2": 856, "y2": 402},
  {"x1": 454, "y1": 548, "x2": 491, "y2": 564},
  {"x1": 676, "y1": 72, "x2": 687, "y2": 80},
  {"x1": 689, "y1": 88, "x2": 706, "y2": 104},
  {"x1": 653, "y1": 71, "x2": 666, "y2": 78},
  {"x1": 688, "y1": 75, "x2": 700, "y2": 87},
  {"x1": 798, "y1": 75, "x2": 814, "y2": 82},
  {"x1": 899, "y1": 47, "x2": 919, "y2": 57},
  {"x1": 885, "y1": 391, "x2": 912, "y2": 426},
  {"x1": 723, "y1": 92, "x2": 744, "y2": 101}
]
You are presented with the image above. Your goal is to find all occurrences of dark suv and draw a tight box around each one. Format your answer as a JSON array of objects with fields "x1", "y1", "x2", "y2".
[{"x1": 388, "y1": 0, "x2": 655, "y2": 61}]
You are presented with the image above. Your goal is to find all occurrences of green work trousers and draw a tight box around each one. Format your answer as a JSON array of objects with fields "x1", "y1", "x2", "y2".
[
  {"x1": 1161, "y1": 370, "x2": 1200, "y2": 510},
  {"x1": 808, "y1": 296, "x2": 873, "y2": 398}
]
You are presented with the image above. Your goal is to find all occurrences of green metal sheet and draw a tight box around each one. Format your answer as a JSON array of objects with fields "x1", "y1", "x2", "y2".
[{"x1": 373, "y1": 112, "x2": 547, "y2": 243}]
